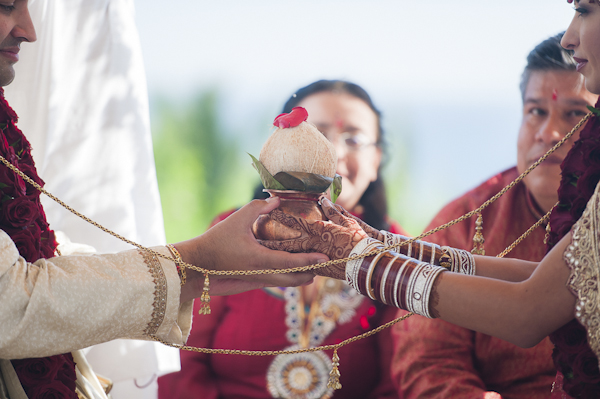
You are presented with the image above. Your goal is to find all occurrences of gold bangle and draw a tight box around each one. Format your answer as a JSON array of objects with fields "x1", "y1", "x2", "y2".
[{"x1": 166, "y1": 244, "x2": 186, "y2": 287}]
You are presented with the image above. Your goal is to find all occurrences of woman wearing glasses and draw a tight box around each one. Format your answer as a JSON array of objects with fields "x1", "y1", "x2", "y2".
[{"x1": 158, "y1": 80, "x2": 404, "y2": 399}]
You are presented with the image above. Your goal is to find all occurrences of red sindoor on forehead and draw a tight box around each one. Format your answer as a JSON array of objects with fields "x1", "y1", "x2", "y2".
[{"x1": 552, "y1": 89, "x2": 558, "y2": 101}]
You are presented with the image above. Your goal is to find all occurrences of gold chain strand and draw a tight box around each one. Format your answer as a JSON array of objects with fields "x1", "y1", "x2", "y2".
[
  {"x1": 0, "y1": 110, "x2": 585, "y2": 385},
  {"x1": 0, "y1": 111, "x2": 589, "y2": 278},
  {"x1": 147, "y1": 180, "x2": 555, "y2": 365},
  {"x1": 148, "y1": 310, "x2": 415, "y2": 356},
  {"x1": 496, "y1": 203, "x2": 555, "y2": 259},
  {"x1": 148, "y1": 196, "x2": 552, "y2": 360}
]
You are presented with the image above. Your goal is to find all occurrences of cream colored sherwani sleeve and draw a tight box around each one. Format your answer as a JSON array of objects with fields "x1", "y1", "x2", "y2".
[{"x1": 0, "y1": 230, "x2": 193, "y2": 360}]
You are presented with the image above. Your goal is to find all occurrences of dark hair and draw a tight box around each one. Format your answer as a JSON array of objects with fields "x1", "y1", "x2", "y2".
[
  {"x1": 520, "y1": 32, "x2": 578, "y2": 100},
  {"x1": 282, "y1": 80, "x2": 384, "y2": 146},
  {"x1": 255, "y1": 79, "x2": 391, "y2": 231}
]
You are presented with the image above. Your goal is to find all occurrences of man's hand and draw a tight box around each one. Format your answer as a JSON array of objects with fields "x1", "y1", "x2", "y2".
[{"x1": 176, "y1": 197, "x2": 328, "y2": 302}]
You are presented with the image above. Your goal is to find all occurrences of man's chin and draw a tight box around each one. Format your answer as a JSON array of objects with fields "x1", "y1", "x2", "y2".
[
  {"x1": 0, "y1": 65, "x2": 15, "y2": 87},
  {"x1": 528, "y1": 179, "x2": 559, "y2": 202}
]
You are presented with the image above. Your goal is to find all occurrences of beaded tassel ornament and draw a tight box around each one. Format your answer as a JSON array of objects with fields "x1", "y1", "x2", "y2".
[
  {"x1": 471, "y1": 212, "x2": 485, "y2": 255},
  {"x1": 544, "y1": 222, "x2": 552, "y2": 245},
  {"x1": 199, "y1": 274, "x2": 211, "y2": 315},
  {"x1": 327, "y1": 349, "x2": 342, "y2": 390}
]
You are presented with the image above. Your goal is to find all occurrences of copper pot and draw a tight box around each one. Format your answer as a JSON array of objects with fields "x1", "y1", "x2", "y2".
[{"x1": 252, "y1": 190, "x2": 326, "y2": 241}]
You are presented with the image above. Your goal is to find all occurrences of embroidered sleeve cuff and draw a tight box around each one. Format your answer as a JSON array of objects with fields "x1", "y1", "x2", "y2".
[{"x1": 142, "y1": 246, "x2": 193, "y2": 345}]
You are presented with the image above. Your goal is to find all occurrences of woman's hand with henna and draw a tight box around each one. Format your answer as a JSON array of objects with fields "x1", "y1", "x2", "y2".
[
  {"x1": 320, "y1": 198, "x2": 384, "y2": 242},
  {"x1": 258, "y1": 208, "x2": 368, "y2": 280}
]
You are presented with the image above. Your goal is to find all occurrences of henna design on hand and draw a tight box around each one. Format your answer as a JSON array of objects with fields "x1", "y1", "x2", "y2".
[
  {"x1": 320, "y1": 198, "x2": 385, "y2": 242},
  {"x1": 258, "y1": 209, "x2": 368, "y2": 280}
]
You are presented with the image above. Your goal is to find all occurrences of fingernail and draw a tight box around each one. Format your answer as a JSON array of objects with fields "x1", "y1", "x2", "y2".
[{"x1": 265, "y1": 197, "x2": 277, "y2": 203}]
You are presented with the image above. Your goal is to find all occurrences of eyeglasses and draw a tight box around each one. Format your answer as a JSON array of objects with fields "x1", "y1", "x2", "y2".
[{"x1": 323, "y1": 132, "x2": 377, "y2": 152}]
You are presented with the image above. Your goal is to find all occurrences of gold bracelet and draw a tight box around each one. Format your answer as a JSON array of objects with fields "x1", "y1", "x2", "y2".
[{"x1": 166, "y1": 244, "x2": 186, "y2": 287}]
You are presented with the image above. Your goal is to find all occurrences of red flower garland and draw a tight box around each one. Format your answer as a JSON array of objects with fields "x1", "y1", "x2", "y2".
[
  {"x1": 0, "y1": 90, "x2": 77, "y2": 398},
  {"x1": 547, "y1": 99, "x2": 600, "y2": 399}
]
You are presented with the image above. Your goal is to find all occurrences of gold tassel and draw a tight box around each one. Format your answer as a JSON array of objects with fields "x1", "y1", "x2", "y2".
[
  {"x1": 198, "y1": 274, "x2": 211, "y2": 315},
  {"x1": 471, "y1": 212, "x2": 485, "y2": 255},
  {"x1": 327, "y1": 348, "x2": 342, "y2": 390},
  {"x1": 544, "y1": 222, "x2": 551, "y2": 245}
]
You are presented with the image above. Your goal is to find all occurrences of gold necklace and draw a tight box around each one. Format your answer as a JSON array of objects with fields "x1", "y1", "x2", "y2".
[{"x1": 266, "y1": 278, "x2": 363, "y2": 398}]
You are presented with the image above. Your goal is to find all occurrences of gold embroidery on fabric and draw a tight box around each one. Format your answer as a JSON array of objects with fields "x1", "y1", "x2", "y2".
[
  {"x1": 139, "y1": 250, "x2": 168, "y2": 335},
  {"x1": 564, "y1": 182, "x2": 600, "y2": 358}
]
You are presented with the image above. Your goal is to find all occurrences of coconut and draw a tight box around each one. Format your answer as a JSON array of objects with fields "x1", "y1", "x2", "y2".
[{"x1": 259, "y1": 121, "x2": 337, "y2": 178}]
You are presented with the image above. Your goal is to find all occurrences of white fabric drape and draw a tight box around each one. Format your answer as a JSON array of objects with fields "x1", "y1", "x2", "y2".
[{"x1": 4, "y1": 1, "x2": 180, "y2": 398}]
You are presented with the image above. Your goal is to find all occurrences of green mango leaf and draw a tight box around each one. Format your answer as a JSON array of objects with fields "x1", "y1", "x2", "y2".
[
  {"x1": 331, "y1": 174, "x2": 342, "y2": 203},
  {"x1": 248, "y1": 153, "x2": 286, "y2": 190},
  {"x1": 273, "y1": 171, "x2": 333, "y2": 193},
  {"x1": 587, "y1": 105, "x2": 600, "y2": 117}
]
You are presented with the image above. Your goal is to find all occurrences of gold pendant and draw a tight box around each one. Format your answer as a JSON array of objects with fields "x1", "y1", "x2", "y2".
[{"x1": 471, "y1": 212, "x2": 485, "y2": 255}]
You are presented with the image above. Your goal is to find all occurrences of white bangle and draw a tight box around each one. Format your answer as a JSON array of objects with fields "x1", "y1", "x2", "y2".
[
  {"x1": 379, "y1": 253, "x2": 400, "y2": 305},
  {"x1": 441, "y1": 246, "x2": 476, "y2": 275},
  {"x1": 381, "y1": 230, "x2": 410, "y2": 248},
  {"x1": 365, "y1": 251, "x2": 387, "y2": 299},
  {"x1": 403, "y1": 263, "x2": 446, "y2": 318},
  {"x1": 346, "y1": 237, "x2": 382, "y2": 292}
]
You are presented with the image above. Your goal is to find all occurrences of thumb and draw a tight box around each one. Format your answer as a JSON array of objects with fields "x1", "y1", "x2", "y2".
[
  {"x1": 320, "y1": 198, "x2": 344, "y2": 223},
  {"x1": 236, "y1": 197, "x2": 281, "y2": 226},
  {"x1": 251, "y1": 196, "x2": 281, "y2": 215},
  {"x1": 320, "y1": 197, "x2": 335, "y2": 216},
  {"x1": 303, "y1": 252, "x2": 330, "y2": 266}
]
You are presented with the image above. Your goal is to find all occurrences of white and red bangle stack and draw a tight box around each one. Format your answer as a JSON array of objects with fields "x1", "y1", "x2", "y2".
[
  {"x1": 346, "y1": 237, "x2": 445, "y2": 318},
  {"x1": 380, "y1": 230, "x2": 476, "y2": 275},
  {"x1": 346, "y1": 236, "x2": 477, "y2": 318}
]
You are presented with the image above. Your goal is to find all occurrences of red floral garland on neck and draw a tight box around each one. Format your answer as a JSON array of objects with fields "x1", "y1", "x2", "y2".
[
  {"x1": 0, "y1": 89, "x2": 77, "y2": 398},
  {"x1": 547, "y1": 99, "x2": 600, "y2": 399}
]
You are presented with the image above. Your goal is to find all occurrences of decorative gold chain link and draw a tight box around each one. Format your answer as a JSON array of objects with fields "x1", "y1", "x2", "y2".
[
  {"x1": 0, "y1": 111, "x2": 589, "y2": 276},
  {"x1": 0, "y1": 112, "x2": 589, "y2": 358}
]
